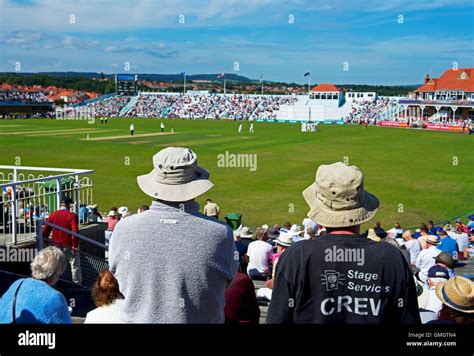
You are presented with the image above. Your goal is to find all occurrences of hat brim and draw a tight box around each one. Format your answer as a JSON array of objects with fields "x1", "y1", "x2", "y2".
[
  {"x1": 275, "y1": 239, "x2": 292, "y2": 247},
  {"x1": 433, "y1": 256, "x2": 454, "y2": 269},
  {"x1": 302, "y1": 183, "x2": 379, "y2": 228},
  {"x1": 436, "y1": 282, "x2": 474, "y2": 314},
  {"x1": 137, "y1": 165, "x2": 213, "y2": 202},
  {"x1": 240, "y1": 233, "x2": 254, "y2": 238},
  {"x1": 416, "y1": 279, "x2": 429, "y2": 309}
]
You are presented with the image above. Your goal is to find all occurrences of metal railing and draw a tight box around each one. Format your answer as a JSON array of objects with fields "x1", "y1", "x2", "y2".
[
  {"x1": 0, "y1": 165, "x2": 94, "y2": 245},
  {"x1": 37, "y1": 219, "x2": 108, "y2": 287}
]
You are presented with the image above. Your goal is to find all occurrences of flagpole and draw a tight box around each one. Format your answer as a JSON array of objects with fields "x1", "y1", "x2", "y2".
[
  {"x1": 308, "y1": 74, "x2": 311, "y2": 94},
  {"x1": 261, "y1": 74, "x2": 263, "y2": 95},
  {"x1": 224, "y1": 73, "x2": 226, "y2": 95},
  {"x1": 183, "y1": 73, "x2": 186, "y2": 94}
]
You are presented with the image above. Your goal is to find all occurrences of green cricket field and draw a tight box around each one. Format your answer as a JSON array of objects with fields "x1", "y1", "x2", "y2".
[{"x1": 0, "y1": 118, "x2": 473, "y2": 230}]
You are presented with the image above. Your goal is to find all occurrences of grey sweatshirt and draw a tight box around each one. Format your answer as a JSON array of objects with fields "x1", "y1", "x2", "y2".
[{"x1": 109, "y1": 200, "x2": 238, "y2": 323}]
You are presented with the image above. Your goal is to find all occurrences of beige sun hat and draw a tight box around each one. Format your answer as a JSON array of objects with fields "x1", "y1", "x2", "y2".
[
  {"x1": 367, "y1": 228, "x2": 381, "y2": 242},
  {"x1": 436, "y1": 276, "x2": 474, "y2": 314},
  {"x1": 426, "y1": 235, "x2": 440, "y2": 245},
  {"x1": 137, "y1": 147, "x2": 213, "y2": 202},
  {"x1": 302, "y1": 162, "x2": 379, "y2": 228}
]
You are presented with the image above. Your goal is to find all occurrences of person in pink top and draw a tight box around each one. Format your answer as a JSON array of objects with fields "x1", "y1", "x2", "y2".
[{"x1": 104, "y1": 208, "x2": 118, "y2": 259}]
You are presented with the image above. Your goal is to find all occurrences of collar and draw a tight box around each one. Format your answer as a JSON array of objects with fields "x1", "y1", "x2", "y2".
[{"x1": 150, "y1": 200, "x2": 200, "y2": 213}]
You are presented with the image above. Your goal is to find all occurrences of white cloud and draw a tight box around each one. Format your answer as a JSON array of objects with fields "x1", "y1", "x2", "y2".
[{"x1": 2, "y1": 31, "x2": 44, "y2": 45}]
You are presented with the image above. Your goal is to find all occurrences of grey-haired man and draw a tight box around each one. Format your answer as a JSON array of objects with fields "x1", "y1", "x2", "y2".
[
  {"x1": 267, "y1": 162, "x2": 420, "y2": 324},
  {"x1": 109, "y1": 147, "x2": 238, "y2": 323}
]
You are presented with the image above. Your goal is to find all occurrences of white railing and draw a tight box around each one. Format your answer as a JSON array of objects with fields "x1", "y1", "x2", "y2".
[{"x1": 0, "y1": 165, "x2": 94, "y2": 246}]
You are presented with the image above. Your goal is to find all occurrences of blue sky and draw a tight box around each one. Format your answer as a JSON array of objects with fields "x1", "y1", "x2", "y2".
[{"x1": 0, "y1": 0, "x2": 473, "y2": 84}]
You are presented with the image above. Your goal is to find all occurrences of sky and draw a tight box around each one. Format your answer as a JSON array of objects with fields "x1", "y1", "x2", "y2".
[{"x1": 0, "y1": 0, "x2": 473, "y2": 85}]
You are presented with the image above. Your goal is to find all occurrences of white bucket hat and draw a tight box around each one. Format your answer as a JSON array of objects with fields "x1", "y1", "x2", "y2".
[
  {"x1": 275, "y1": 231, "x2": 293, "y2": 247},
  {"x1": 137, "y1": 147, "x2": 213, "y2": 202},
  {"x1": 302, "y1": 162, "x2": 379, "y2": 228},
  {"x1": 289, "y1": 224, "x2": 303, "y2": 236}
]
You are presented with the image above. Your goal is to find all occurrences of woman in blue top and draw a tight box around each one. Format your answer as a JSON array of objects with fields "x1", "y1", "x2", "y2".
[{"x1": 0, "y1": 246, "x2": 71, "y2": 323}]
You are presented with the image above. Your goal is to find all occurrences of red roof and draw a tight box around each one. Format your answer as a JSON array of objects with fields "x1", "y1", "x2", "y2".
[
  {"x1": 415, "y1": 68, "x2": 474, "y2": 92},
  {"x1": 310, "y1": 83, "x2": 340, "y2": 92}
]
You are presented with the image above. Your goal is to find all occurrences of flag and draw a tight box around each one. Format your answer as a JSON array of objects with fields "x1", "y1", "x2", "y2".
[
  {"x1": 180, "y1": 72, "x2": 186, "y2": 76},
  {"x1": 217, "y1": 73, "x2": 225, "y2": 78},
  {"x1": 304, "y1": 72, "x2": 310, "y2": 77},
  {"x1": 260, "y1": 74, "x2": 263, "y2": 82}
]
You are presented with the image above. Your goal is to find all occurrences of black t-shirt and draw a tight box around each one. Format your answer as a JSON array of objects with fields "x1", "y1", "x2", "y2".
[{"x1": 267, "y1": 234, "x2": 421, "y2": 324}]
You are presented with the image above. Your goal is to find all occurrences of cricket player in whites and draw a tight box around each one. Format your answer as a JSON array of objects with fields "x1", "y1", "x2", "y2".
[
  {"x1": 249, "y1": 122, "x2": 254, "y2": 133},
  {"x1": 238, "y1": 122, "x2": 243, "y2": 133}
]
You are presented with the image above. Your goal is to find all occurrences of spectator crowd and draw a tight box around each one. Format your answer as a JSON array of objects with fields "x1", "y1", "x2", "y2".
[
  {"x1": 1, "y1": 147, "x2": 473, "y2": 325},
  {"x1": 73, "y1": 92, "x2": 299, "y2": 121},
  {"x1": 0, "y1": 89, "x2": 49, "y2": 103}
]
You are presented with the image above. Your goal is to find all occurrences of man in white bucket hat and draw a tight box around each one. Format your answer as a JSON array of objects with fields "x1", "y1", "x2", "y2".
[
  {"x1": 267, "y1": 162, "x2": 420, "y2": 324},
  {"x1": 109, "y1": 147, "x2": 238, "y2": 323}
]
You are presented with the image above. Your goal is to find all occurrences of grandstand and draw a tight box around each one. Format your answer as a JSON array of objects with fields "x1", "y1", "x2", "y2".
[
  {"x1": 1, "y1": 68, "x2": 473, "y2": 126},
  {"x1": 0, "y1": 88, "x2": 53, "y2": 118}
]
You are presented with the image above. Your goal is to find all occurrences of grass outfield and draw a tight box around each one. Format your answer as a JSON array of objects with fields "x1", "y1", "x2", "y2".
[{"x1": 0, "y1": 118, "x2": 473, "y2": 230}]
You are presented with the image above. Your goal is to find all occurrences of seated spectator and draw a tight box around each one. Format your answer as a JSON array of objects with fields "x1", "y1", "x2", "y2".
[
  {"x1": 104, "y1": 209, "x2": 119, "y2": 259},
  {"x1": 256, "y1": 231, "x2": 293, "y2": 300},
  {"x1": 306, "y1": 227, "x2": 316, "y2": 240},
  {"x1": 448, "y1": 225, "x2": 470, "y2": 260},
  {"x1": 437, "y1": 229, "x2": 459, "y2": 261},
  {"x1": 427, "y1": 220, "x2": 437, "y2": 236},
  {"x1": 283, "y1": 221, "x2": 292, "y2": 230},
  {"x1": 246, "y1": 227, "x2": 273, "y2": 280},
  {"x1": 0, "y1": 247, "x2": 71, "y2": 323},
  {"x1": 302, "y1": 217, "x2": 318, "y2": 239},
  {"x1": 416, "y1": 235, "x2": 441, "y2": 283},
  {"x1": 84, "y1": 270, "x2": 124, "y2": 323},
  {"x1": 467, "y1": 214, "x2": 474, "y2": 232},
  {"x1": 431, "y1": 276, "x2": 474, "y2": 324},
  {"x1": 137, "y1": 205, "x2": 149, "y2": 214},
  {"x1": 434, "y1": 252, "x2": 456, "y2": 278},
  {"x1": 373, "y1": 221, "x2": 387, "y2": 238},
  {"x1": 118, "y1": 206, "x2": 129, "y2": 219},
  {"x1": 266, "y1": 226, "x2": 280, "y2": 240},
  {"x1": 419, "y1": 266, "x2": 450, "y2": 323},
  {"x1": 455, "y1": 219, "x2": 469, "y2": 234},
  {"x1": 402, "y1": 230, "x2": 421, "y2": 266},
  {"x1": 289, "y1": 224, "x2": 303, "y2": 242},
  {"x1": 233, "y1": 229, "x2": 248, "y2": 271},
  {"x1": 89, "y1": 204, "x2": 103, "y2": 223},
  {"x1": 79, "y1": 204, "x2": 89, "y2": 224},
  {"x1": 224, "y1": 272, "x2": 260, "y2": 324},
  {"x1": 387, "y1": 222, "x2": 403, "y2": 242}
]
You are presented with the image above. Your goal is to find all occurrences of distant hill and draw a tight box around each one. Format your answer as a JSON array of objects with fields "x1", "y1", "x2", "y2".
[
  {"x1": 0, "y1": 72, "x2": 419, "y2": 96},
  {"x1": 0, "y1": 72, "x2": 254, "y2": 83}
]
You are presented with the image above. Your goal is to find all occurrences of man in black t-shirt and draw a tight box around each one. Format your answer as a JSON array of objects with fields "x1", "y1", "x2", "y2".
[{"x1": 267, "y1": 162, "x2": 420, "y2": 324}]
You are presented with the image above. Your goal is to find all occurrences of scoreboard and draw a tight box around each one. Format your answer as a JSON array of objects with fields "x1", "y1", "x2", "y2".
[{"x1": 115, "y1": 74, "x2": 138, "y2": 95}]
